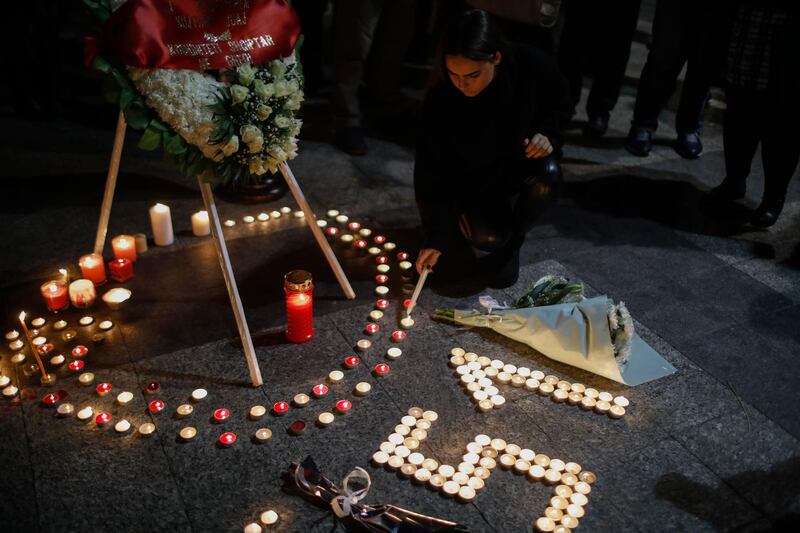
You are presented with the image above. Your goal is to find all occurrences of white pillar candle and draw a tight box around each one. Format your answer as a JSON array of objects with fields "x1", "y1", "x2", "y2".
[
  {"x1": 149, "y1": 203, "x2": 174, "y2": 246},
  {"x1": 191, "y1": 211, "x2": 210, "y2": 236}
]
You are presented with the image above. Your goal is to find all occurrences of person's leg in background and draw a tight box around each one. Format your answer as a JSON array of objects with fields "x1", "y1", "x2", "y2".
[
  {"x1": 292, "y1": 0, "x2": 329, "y2": 96},
  {"x1": 331, "y1": 0, "x2": 385, "y2": 155},
  {"x1": 625, "y1": 0, "x2": 689, "y2": 156},
  {"x1": 584, "y1": 0, "x2": 642, "y2": 138},
  {"x1": 557, "y1": 0, "x2": 590, "y2": 120}
]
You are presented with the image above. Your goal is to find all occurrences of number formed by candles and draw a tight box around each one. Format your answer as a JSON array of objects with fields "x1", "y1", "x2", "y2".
[
  {"x1": 373, "y1": 407, "x2": 596, "y2": 531},
  {"x1": 448, "y1": 347, "x2": 629, "y2": 419}
]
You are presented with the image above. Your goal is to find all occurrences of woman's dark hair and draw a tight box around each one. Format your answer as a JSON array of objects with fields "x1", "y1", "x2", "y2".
[{"x1": 432, "y1": 9, "x2": 514, "y2": 91}]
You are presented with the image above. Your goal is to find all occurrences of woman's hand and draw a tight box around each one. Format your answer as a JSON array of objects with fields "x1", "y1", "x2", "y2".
[
  {"x1": 416, "y1": 248, "x2": 442, "y2": 274},
  {"x1": 523, "y1": 134, "x2": 553, "y2": 159}
]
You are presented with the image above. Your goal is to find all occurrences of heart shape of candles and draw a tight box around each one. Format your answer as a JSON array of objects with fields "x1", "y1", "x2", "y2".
[
  {"x1": 149, "y1": 400, "x2": 165, "y2": 413},
  {"x1": 68, "y1": 360, "x2": 85, "y2": 372},
  {"x1": 71, "y1": 345, "x2": 89, "y2": 358},
  {"x1": 312, "y1": 383, "x2": 329, "y2": 397},
  {"x1": 343, "y1": 356, "x2": 360, "y2": 369},
  {"x1": 374, "y1": 363, "x2": 391, "y2": 376},
  {"x1": 273, "y1": 401, "x2": 289, "y2": 415},
  {"x1": 213, "y1": 408, "x2": 231, "y2": 421}
]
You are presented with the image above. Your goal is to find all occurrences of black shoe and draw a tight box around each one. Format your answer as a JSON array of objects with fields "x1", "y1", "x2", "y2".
[
  {"x1": 751, "y1": 197, "x2": 785, "y2": 228},
  {"x1": 486, "y1": 247, "x2": 520, "y2": 289},
  {"x1": 583, "y1": 114, "x2": 609, "y2": 138},
  {"x1": 706, "y1": 179, "x2": 746, "y2": 204},
  {"x1": 624, "y1": 126, "x2": 654, "y2": 156},
  {"x1": 334, "y1": 126, "x2": 368, "y2": 156},
  {"x1": 675, "y1": 131, "x2": 703, "y2": 159}
]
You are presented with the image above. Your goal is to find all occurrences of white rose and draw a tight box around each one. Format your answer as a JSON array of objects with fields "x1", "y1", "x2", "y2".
[
  {"x1": 269, "y1": 60, "x2": 287, "y2": 79},
  {"x1": 222, "y1": 135, "x2": 239, "y2": 156},
  {"x1": 240, "y1": 124, "x2": 261, "y2": 144},
  {"x1": 231, "y1": 84, "x2": 249, "y2": 105},
  {"x1": 236, "y1": 65, "x2": 256, "y2": 86},
  {"x1": 256, "y1": 104, "x2": 272, "y2": 121},
  {"x1": 274, "y1": 115, "x2": 291, "y2": 128},
  {"x1": 248, "y1": 158, "x2": 266, "y2": 175},
  {"x1": 253, "y1": 80, "x2": 275, "y2": 100}
]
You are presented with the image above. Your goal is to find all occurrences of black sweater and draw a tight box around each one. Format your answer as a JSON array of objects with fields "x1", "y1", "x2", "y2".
[{"x1": 414, "y1": 45, "x2": 571, "y2": 251}]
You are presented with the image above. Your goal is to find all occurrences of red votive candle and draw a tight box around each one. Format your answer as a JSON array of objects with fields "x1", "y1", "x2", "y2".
[
  {"x1": 111, "y1": 235, "x2": 137, "y2": 262},
  {"x1": 149, "y1": 400, "x2": 165, "y2": 413},
  {"x1": 325, "y1": 227, "x2": 339, "y2": 239},
  {"x1": 71, "y1": 345, "x2": 88, "y2": 357},
  {"x1": 355, "y1": 239, "x2": 367, "y2": 250},
  {"x1": 375, "y1": 274, "x2": 389, "y2": 284},
  {"x1": 374, "y1": 363, "x2": 391, "y2": 376},
  {"x1": 273, "y1": 401, "x2": 289, "y2": 415},
  {"x1": 79, "y1": 253, "x2": 106, "y2": 286},
  {"x1": 213, "y1": 408, "x2": 230, "y2": 422},
  {"x1": 376, "y1": 256, "x2": 388, "y2": 264},
  {"x1": 95, "y1": 412, "x2": 111, "y2": 426},
  {"x1": 219, "y1": 432, "x2": 237, "y2": 446},
  {"x1": 376, "y1": 299, "x2": 390, "y2": 310},
  {"x1": 312, "y1": 384, "x2": 329, "y2": 398},
  {"x1": 373, "y1": 235, "x2": 386, "y2": 244},
  {"x1": 336, "y1": 399, "x2": 352, "y2": 414},
  {"x1": 364, "y1": 323, "x2": 379, "y2": 335},
  {"x1": 108, "y1": 258, "x2": 134, "y2": 283},
  {"x1": 69, "y1": 360, "x2": 84, "y2": 372},
  {"x1": 392, "y1": 331, "x2": 406, "y2": 342},
  {"x1": 40, "y1": 280, "x2": 69, "y2": 312},
  {"x1": 397, "y1": 252, "x2": 409, "y2": 261},
  {"x1": 348, "y1": 222, "x2": 361, "y2": 231},
  {"x1": 343, "y1": 356, "x2": 360, "y2": 369},
  {"x1": 284, "y1": 270, "x2": 314, "y2": 343},
  {"x1": 42, "y1": 393, "x2": 59, "y2": 406}
]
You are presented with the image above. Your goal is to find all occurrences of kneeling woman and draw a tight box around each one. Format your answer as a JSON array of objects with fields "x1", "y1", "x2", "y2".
[{"x1": 414, "y1": 9, "x2": 571, "y2": 287}]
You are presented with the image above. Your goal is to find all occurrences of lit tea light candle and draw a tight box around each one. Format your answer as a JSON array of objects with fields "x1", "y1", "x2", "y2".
[
  {"x1": 270, "y1": 210, "x2": 281, "y2": 219},
  {"x1": 144, "y1": 382, "x2": 160, "y2": 395},
  {"x1": 355, "y1": 339, "x2": 372, "y2": 351},
  {"x1": 383, "y1": 242, "x2": 396, "y2": 251},
  {"x1": 117, "y1": 391, "x2": 134, "y2": 405},
  {"x1": 397, "y1": 252, "x2": 409, "y2": 261},
  {"x1": 79, "y1": 254, "x2": 106, "y2": 285},
  {"x1": 214, "y1": 408, "x2": 231, "y2": 422},
  {"x1": 328, "y1": 370, "x2": 344, "y2": 383},
  {"x1": 78, "y1": 316, "x2": 94, "y2": 326},
  {"x1": 179, "y1": 427, "x2": 197, "y2": 441},
  {"x1": 149, "y1": 203, "x2": 174, "y2": 246},
  {"x1": 115, "y1": 419, "x2": 131, "y2": 433},
  {"x1": 191, "y1": 388, "x2": 207, "y2": 402},
  {"x1": 373, "y1": 235, "x2": 386, "y2": 244},
  {"x1": 78, "y1": 372, "x2": 94, "y2": 385},
  {"x1": 293, "y1": 393, "x2": 310, "y2": 407},
  {"x1": 364, "y1": 323, "x2": 379, "y2": 335},
  {"x1": 386, "y1": 347, "x2": 402, "y2": 360},
  {"x1": 289, "y1": 420, "x2": 307, "y2": 435},
  {"x1": 69, "y1": 361, "x2": 85, "y2": 374},
  {"x1": 0, "y1": 375, "x2": 9, "y2": 387},
  {"x1": 108, "y1": 258, "x2": 134, "y2": 282},
  {"x1": 54, "y1": 320, "x2": 67, "y2": 330},
  {"x1": 327, "y1": 210, "x2": 340, "y2": 218},
  {"x1": 375, "y1": 274, "x2": 389, "y2": 284},
  {"x1": 609, "y1": 405, "x2": 626, "y2": 419},
  {"x1": 359, "y1": 228, "x2": 372, "y2": 237},
  {"x1": 584, "y1": 388, "x2": 599, "y2": 399},
  {"x1": 273, "y1": 401, "x2": 289, "y2": 416},
  {"x1": 368, "y1": 246, "x2": 381, "y2": 255},
  {"x1": 403, "y1": 299, "x2": 412, "y2": 309},
  {"x1": 139, "y1": 423, "x2": 156, "y2": 437},
  {"x1": 9, "y1": 340, "x2": 24, "y2": 351},
  {"x1": 595, "y1": 400, "x2": 611, "y2": 414},
  {"x1": 316, "y1": 218, "x2": 327, "y2": 227},
  {"x1": 148, "y1": 400, "x2": 165, "y2": 413},
  {"x1": 224, "y1": 219, "x2": 236, "y2": 227},
  {"x1": 336, "y1": 399, "x2": 352, "y2": 414},
  {"x1": 280, "y1": 206, "x2": 291, "y2": 215},
  {"x1": 2, "y1": 384, "x2": 19, "y2": 398},
  {"x1": 613, "y1": 395, "x2": 629, "y2": 408},
  {"x1": 72, "y1": 345, "x2": 88, "y2": 357},
  {"x1": 95, "y1": 411, "x2": 112, "y2": 426},
  {"x1": 255, "y1": 428, "x2": 273, "y2": 442},
  {"x1": 580, "y1": 397, "x2": 597, "y2": 410},
  {"x1": 535, "y1": 517, "x2": 556, "y2": 532},
  {"x1": 76, "y1": 406, "x2": 94, "y2": 421},
  {"x1": 376, "y1": 256, "x2": 389, "y2": 266},
  {"x1": 343, "y1": 356, "x2": 360, "y2": 369},
  {"x1": 312, "y1": 383, "x2": 329, "y2": 397},
  {"x1": 57, "y1": 403, "x2": 74, "y2": 417},
  {"x1": 567, "y1": 392, "x2": 582, "y2": 405},
  {"x1": 42, "y1": 393, "x2": 59, "y2": 407},
  {"x1": 354, "y1": 382, "x2": 372, "y2": 396},
  {"x1": 219, "y1": 432, "x2": 237, "y2": 447},
  {"x1": 111, "y1": 235, "x2": 137, "y2": 262},
  {"x1": 62, "y1": 330, "x2": 77, "y2": 342},
  {"x1": 31, "y1": 317, "x2": 45, "y2": 328},
  {"x1": 348, "y1": 222, "x2": 361, "y2": 231},
  {"x1": 176, "y1": 404, "x2": 194, "y2": 417},
  {"x1": 243, "y1": 215, "x2": 255, "y2": 224},
  {"x1": 374, "y1": 285, "x2": 389, "y2": 296},
  {"x1": 376, "y1": 264, "x2": 390, "y2": 274},
  {"x1": 318, "y1": 412, "x2": 334, "y2": 426},
  {"x1": 376, "y1": 299, "x2": 390, "y2": 310},
  {"x1": 340, "y1": 234, "x2": 354, "y2": 244},
  {"x1": 98, "y1": 320, "x2": 114, "y2": 331},
  {"x1": 391, "y1": 331, "x2": 406, "y2": 342},
  {"x1": 5, "y1": 330, "x2": 19, "y2": 341},
  {"x1": 398, "y1": 261, "x2": 413, "y2": 272},
  {"x1": 32, "y1": 336, "x2": 47, "y2": 347},
  {"x1": 374, "y1": 363, "x2": 390, "y2": 377},
  {"x1": 325, "y1": 227, "x2": 339, "y2": 238},
  {"x1": 134, "y1": 233, "x2": 148, "y2": 253},
  {"x1": 354, "y1": 239, "x2": 368, "y2": 250},
  {"x1": 552, "y1": 389, "x2": 569, "y2": 402},
  {"x1": 249, "y1": 405, "x2": 267, "y2": 419},
  {"x1": 369, "y1": 310, "x2": 384, "y2": 321},
  {"x1": 96, "y1": 383, "x2": 112, "y2": 397},
  {"x1": 400, "y1": 317, "x2": 414, "y2": 329},
  {"x1": 37, "y1": 343, "x2": 54, "y2": 355}
]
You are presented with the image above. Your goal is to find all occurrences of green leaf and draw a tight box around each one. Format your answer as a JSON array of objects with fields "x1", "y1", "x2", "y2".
[
  {"x1": 100, "y1": 75, "x2": 121, "y2": 105},
  {"x1": 165, "y1": 132, "x2": 187, "y2": 155},
  {"x1": 124, "y1": 101, "x2": 151, "y2": 130},
  {"x1": 138, "y1": 126, "x2": 162, "y2": 150},
  {"x1": 92, "y1": 55, "x2": 112, "y2": 74},
  {"x1": 119, "y1": 87, "x2": 136, "y2": 109}
]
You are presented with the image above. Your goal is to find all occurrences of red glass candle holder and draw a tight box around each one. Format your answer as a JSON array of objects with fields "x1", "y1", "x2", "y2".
[
  {"x1": 40, "y1": 280, "x2": 69, "y2": 312},
  {"x1": 79, "y1": 253, "x2": 106, "y2": 286},
  {"x1": 111, "y1": 235, "x2": 137, "y2": 262},
  {"x1": 108, "y1": 258, "x2": 134, "y2": 283},
  {"x1": 284, "y1": 270, "x2": 314, "y2": 343}
]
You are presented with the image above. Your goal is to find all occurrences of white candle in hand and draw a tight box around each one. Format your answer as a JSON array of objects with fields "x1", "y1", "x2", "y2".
[
  {"x1": 191, "y1": 210, "x2": 210, "y2": 236},
  {"x1": 149, "y1": 203, "x2": 174, "y2": 246}
]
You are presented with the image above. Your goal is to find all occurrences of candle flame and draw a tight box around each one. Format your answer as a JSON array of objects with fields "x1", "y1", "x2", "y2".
[
  {"x1": 59, "y1": 268, "x2": 67, "y2": 277},
  {"x1": 19, "y1": 311, "x2": 25, "y2": 321}
]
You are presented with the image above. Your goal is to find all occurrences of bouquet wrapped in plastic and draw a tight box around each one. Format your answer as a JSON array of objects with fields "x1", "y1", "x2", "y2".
[
  {"x1": 287, "y1": 457, "x2": 469, "y2": 532},
  {"x1": 434, "y1": 276, "x2": 675, "y2": 386}
]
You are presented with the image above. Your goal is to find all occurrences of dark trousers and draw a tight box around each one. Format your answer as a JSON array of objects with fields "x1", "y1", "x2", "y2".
[
  {"x1": 724, "y1": 85, "x2": 800, "y2": 202},
  {"x1": 558, "y1": 0, "x2": 642, "y2": 118},
  {"x1": 458, "y1": 157, "x2": 562, "y2": 252},
  {"x1": 632, "y1": 0, "x2": 716, "y2": 133}
]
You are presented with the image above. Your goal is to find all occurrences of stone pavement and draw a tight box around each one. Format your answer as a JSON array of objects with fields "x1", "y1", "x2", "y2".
[{"x1": 2, "y1": 4, "x2": 800, "y2": 532}]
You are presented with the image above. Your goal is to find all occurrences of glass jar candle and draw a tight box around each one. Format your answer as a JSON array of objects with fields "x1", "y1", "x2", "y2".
[
  {"x1": 79, "y1": 253, "x2": 106, "y2": 285},
  {"x1": 111, "y1": 234, "x2": 137, "y2": 262},
  {"x1": 284, "y1": 270, "x2": 314, "y2": 343},
  {"x1": 69, "y1": 279, "x2": 96, "y2": 308},
  {"x1": 40, "y1": 280, "x2": 69, "y2": 312}
]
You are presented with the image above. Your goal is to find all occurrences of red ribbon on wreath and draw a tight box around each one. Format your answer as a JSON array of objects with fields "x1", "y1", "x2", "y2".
[{"x1": 99, "y1": 0, "x2": 301, "y2": 69}]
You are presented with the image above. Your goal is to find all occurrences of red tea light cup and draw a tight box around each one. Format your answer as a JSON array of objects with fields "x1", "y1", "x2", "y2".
[
  {"x1": 95, "y1": 411, "x2": 112, "y2": 426},
  {"x1": 219, "y1": 432, "x2": 237, "y2": 447},
  {"x1": 335, "y1": 399, "x2": 352, "y2": 414},
  {"x1": 355, "y1": 239, "x2": 368, "y2": 250},
  {"x1": 397, "y1": 252, "x2": 410, "y2": 261},
  {"x1": 391, "y1": 330, "x2": 406, "y2": 342},
  {"x1": 348, "y1": 222, "x2": 361, "y2": 231},
  {"x1": 148, "y1": 400, "x2": 165, "y2": 414},
  {"x1": 375, "y1": 274, "x2": 389, "y2": 284},
  {"x1": 403, "y1": 299, "x2": 412, "y2": 309},
  {"x1": 108, "y1": 258, "x2": 134, "y2": 283},
  {"x1": 96, "y1": 383, "x2": 112, "y2": 396},
  {"x1": 364, "y1": 323, "x2": 379, "y2": 335},
  {"x1": 68, "y1": 360, "x2": 85, "y2": 372},
  {"x1": 343, "y1": 356, "x2": 360, "y2": 369},
  {"x1": 312, "y1": 383, "x2": 329, "y2": 398},
  {"x1": 71, "y1": 345, "x2": 89, "y2": 358},
  {"x1": 376, "y1": 299, "x2": 390, "y2": 310},
  {"x1": 373, "y1": 235, "x2": 386, "y2": 244},
  {"x1": 37, "y1": 343, "x2": 54, "y2": 355},
  {"x1": 145, "y1": 381, "x2": 160, "y2": 395},
  {"x1": 325, "y1": 227, "x2": 339, "y2": 239},
  {"x1": 376, "y1": 256, "x2": 388, "y2": 264},
  {"x1": 213, "y1": 408, "x2": 230, "y2": 422},
  {"x1": 374, "y1": 362, "x2": 391, "y2": 376},
  {"x1": 42, "y1": 393, "x2": 59, "y2": 407},
  {"x1": 273, "y1": 401, "x2": 289, "y2": 415},
  {"x1": 111, "y1": 234, "x2": 137, "y2": 262}
]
